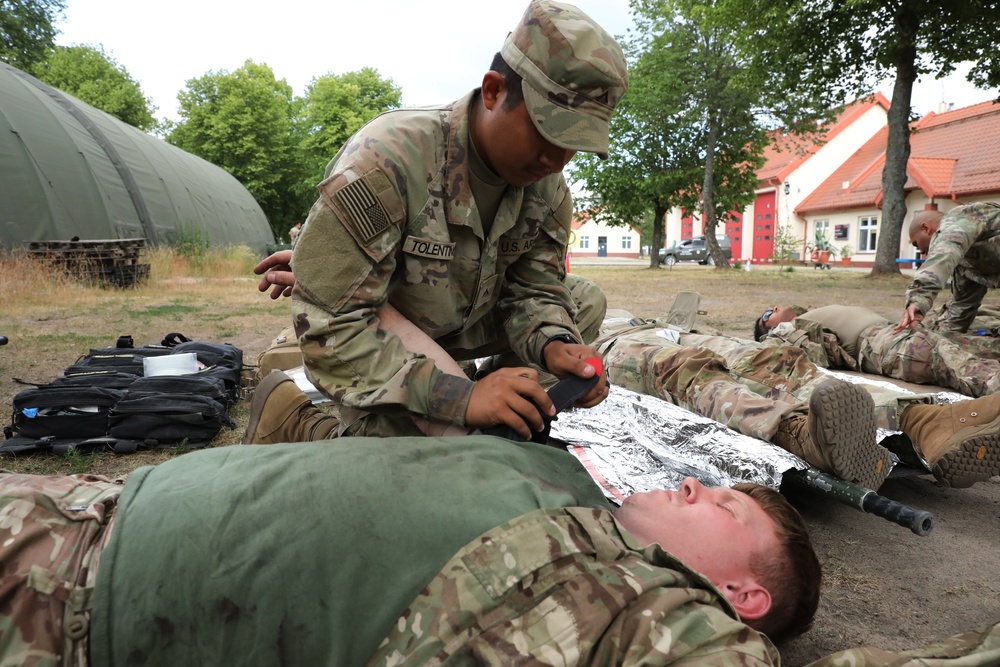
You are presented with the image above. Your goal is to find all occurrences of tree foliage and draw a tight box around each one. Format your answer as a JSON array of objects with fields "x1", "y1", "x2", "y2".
[
  {"x1": 572, "y1": 0, "x2": 770, "y2": 269},
  {"x1": 294, "y1": 67, "x2": 401, "y2": 206},
  {"x1": 31, "y1": 44, "x2": 157, "y2": 131},
  {"x1": 0, "y1": 0, "x2": 64, "y2": 70},
  {"x1": 168, "y1": 60, "x2": 300, "y2": 229},
  {"x1": 724, "y1": 0, "x2": 1000, "y2": 275}
]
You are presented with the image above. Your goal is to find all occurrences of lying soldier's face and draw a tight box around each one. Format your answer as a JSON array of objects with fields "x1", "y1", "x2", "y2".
[{"x1": 614, "y1": 477, "x2": 780, "y2": 589}]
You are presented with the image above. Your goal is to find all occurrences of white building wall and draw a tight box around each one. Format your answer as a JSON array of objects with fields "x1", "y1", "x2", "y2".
[{"x1": 568, "y1": 218, "x2": 641, "y2": 258}]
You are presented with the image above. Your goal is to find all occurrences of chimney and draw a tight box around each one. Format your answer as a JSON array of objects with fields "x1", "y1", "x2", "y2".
[{"x1": 937, "y1": 101, "x2": 950, "y2": 114}]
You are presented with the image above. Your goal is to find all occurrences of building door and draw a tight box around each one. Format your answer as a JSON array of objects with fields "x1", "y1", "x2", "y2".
[
  {"x1": 598, "y1": 236, "x2": 607, "y2": 257},
  {"x1": 751, "y1": 192, "x2": 776, "y2": 261}
]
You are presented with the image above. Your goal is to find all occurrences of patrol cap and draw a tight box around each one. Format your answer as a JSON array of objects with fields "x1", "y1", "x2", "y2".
[{"x1": 501, "y1": 0, "x2": 628, "y2": 159}]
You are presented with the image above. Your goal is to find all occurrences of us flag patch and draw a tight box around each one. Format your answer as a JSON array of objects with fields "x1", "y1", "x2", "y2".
[{"x1": 334, "y1": 178, "x2": 391, "y2": 244}]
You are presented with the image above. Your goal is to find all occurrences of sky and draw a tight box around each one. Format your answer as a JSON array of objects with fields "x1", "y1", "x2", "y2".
[{"x1": 55, "y1": 0, "x2": 998, "y2": 125}]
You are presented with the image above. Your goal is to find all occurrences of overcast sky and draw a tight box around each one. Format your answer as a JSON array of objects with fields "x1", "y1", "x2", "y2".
[{"x1": 56, "y1": 0, "x2": 998, "y2": 124}]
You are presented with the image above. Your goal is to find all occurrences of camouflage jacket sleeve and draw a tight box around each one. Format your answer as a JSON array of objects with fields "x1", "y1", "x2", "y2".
[
  {"x1": 291, "y1": 156, "x2": 473, "y2": 427},
  {"x1": 762, "y1": 319, "x2": 857, "y2": 370},
  {"x1": 497, "y1": 183, "x2": 584, "y2": 368},
  {"x1": 905, "y1": 206, "x2": 995, "y2": 317},
  {"x1": 365, "y1": 507, "x2": 779, "y2": 667},
  {"x1": 804, "y1": 620, "x2": 1000, "y2": 667}
]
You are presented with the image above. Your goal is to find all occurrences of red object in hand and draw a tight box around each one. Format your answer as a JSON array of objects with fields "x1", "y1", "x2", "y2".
[{"x1": 585, "y1": 357, "x2": 603, "y2": 376}]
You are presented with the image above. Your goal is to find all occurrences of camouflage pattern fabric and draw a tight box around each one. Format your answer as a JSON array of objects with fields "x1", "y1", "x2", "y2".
[
  {"x1": 367, "y1": 507, "x2": 779, "y2": 667},
  {"x1": 858, "y1": 323, "x2": 1000, "y2": 397},
  {"x1": 291, "y1": 91, "x2": 594, "y2": 435},
  {"x1": 764, "y1": 308, "x2": 1000, "y2": 398},
  {"x1": 597, "y1": 317, "x2": 934, "y2": 439},
  {"x1": 0, "y1": 473, "x2": 123, "y2": 667},
  {"x1": 502, "y1": 0, "x2": 629, "y2": 158},
  {"x1": 906, "y1": 202, "x2": 1000, "y2": 332},
  {"x1": 805, "y1": 620, "x2": 1000, "y2": 667}
]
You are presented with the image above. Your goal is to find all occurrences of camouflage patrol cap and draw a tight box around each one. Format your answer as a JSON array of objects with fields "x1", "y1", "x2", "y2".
[{"x1": 501, "y1": 0, "x2": 628, "y2": 159}]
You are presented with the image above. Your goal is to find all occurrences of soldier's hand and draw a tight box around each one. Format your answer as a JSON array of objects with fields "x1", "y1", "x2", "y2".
[
  {"x1": 254, "y1": 250, "x2": 296, "y2": 299},
  {"x1": 465, "y1": 367, "x2": 555, "y2": 440},
  {"x1": 543, "y1": 341, "x2": 610, "y2": 408},
  {"x1": 893, "y1": 305, "x2": 924, "y2": 333}
]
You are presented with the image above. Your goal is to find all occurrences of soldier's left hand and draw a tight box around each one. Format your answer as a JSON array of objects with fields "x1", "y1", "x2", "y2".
[{"x1": 543, "y1": 341, "x2": 610, "y2": 408}]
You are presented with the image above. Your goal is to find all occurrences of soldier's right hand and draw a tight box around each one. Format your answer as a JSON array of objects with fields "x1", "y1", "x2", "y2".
[
  {"x1": 254, "y1": 250, "x2": 296, "y2": 299},
  {"x1": 465, "y1": 367, "x2": 556, "y2": 440}
]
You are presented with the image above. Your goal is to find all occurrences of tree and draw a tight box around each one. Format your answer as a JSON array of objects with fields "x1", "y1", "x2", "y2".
[
  {"x1": 0, "y1": 0, "x2": 64, "y2": 71},
  {"x1": 294, "y1": 67, "x2": 401, "y2": 208},
  {"x1": 572, "y1": 0, "x2": 769, "y2": 269},
  {"x1": 168, "y1": 59, "x2": 299, "y2": 229},
  {"x1": 726, "y1": 0, "x2": 1000, "y2": 276},
  {"x1": 31, "y1": 44, "x2": 157, "y2": 131}
]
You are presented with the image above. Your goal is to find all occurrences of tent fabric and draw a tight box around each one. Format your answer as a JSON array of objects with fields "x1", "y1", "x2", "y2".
[{"x1": 0, "y1": 62, "x2": 274, "y2": 253}]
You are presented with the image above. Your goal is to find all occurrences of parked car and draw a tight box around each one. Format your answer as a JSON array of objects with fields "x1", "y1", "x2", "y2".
[{"x1": 659, "y1": 235, "x2": 732, "y2": 266}]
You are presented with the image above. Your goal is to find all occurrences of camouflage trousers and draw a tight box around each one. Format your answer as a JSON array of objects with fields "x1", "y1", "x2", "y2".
[
  {"x1": 597, "y1": 319, "x2": 934, "y2": 441},
  {"x1": 345, "y1": 273, "x2": 607, "y2": 438},
  {"x1": 0, "y1": 473, "x2": 123, "y2": 667},
  {"x1": 858, "y1": 324, "x2": 1000, "y2": 397}
]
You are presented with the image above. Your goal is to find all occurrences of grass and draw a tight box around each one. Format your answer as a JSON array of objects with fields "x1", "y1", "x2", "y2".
[{"x1": 2, "y1": 253, "x2": 997, "y2": 479}]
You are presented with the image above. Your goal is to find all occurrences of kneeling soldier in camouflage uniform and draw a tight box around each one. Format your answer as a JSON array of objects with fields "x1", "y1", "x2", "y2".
[
  {"x1": 1, "y1": 436, "x2": 820, "y2": 665},
  {"x1": 252, "y1": 0, "x2": 627, "y2": 443},
  {"x1": 896, "y1": 203, "x2": 1000, "y2": 334}
]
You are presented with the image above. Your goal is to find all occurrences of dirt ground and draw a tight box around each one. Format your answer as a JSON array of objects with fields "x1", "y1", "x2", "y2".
[{"x1": 2, "y1": 260, "x2": 998, "y2": 665}]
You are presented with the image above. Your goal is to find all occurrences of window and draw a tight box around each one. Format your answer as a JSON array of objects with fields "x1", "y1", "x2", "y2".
[
  {"x1": 815, "y1": 219, "x2": 830, "y2": 239},
  {"x1": 622, "y1": 236, "x2": 632, "y2": 250},
  {"x1": 580, "y1": 235, "x2": 589, "y2": 249},
  {"x1": 859, "y1": 216, "x2": 878, "y2": 252}
]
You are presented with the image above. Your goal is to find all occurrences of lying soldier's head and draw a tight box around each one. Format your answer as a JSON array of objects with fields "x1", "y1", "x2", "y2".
[
  {"x1": 615, "y1": 477, "x2": 821, "y2": 643},
  {"x1": 753, "y1": 305, "x2": 806, "y2": 341}
]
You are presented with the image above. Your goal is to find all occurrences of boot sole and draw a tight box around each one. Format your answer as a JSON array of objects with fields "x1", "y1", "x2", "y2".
[
  {"x1": 932, "y1": 418, "x2": 1000, "y2": 488},
  {"x1": 810, "y1": 379, "x2": 891, "y2": 490},
  {"x1": 242, "y1": 370, "x2": 293, "y2": 445}
]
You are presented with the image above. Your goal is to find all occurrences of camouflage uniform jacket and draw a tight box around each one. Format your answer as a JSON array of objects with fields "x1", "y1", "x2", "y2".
[
  {"x1": 906, "y1": 202, "x2": 1000, "y2": 331},
  {"x1": 367, "y1": 506, "x2": 779, "y2": 667},
  {"x1": 763, "y1": 317, "x2": 858, "y2": 371},
  {"x1": 291, "y1": 90, "x2": 581, "y2": 427}
]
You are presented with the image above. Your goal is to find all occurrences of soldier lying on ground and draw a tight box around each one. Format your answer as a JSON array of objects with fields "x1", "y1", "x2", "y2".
[
  {"x1": 0, "y1": 435, "x2": 820, "y2": 666},
  {"x1": 753, "y1": 304, "x2": 1000, "y2": 397},
  {"x1": 278, "y1": 0, "x2": 628, "y2": 441},
  {"x1": 7, "y1": 439, "x2": 1000, "y2": 666},
  {"x1": 896, "y1": 203, "x2": 1000, "y2": 334},
  {"x1": 599, "y1": 313, "x2": 1000, "y2": 489}
]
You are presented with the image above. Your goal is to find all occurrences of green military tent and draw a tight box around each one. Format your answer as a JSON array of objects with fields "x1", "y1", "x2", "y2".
[{"x1": 0, "y1": 62, "x2": 274, "y2": 253}]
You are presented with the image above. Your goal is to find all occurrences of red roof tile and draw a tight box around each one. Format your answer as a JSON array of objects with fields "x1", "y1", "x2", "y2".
[
  {"x1": 756, "y1": 93, "x2": 890, "y2": 187},
  {"x1": 797, "y1": 100, "x2": 1000, "y2": 214}
]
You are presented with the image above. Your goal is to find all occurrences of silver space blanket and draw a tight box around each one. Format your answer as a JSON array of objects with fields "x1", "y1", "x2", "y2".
[{"x1": 551, "y1": 370, "x2": 967, "y2": 503}]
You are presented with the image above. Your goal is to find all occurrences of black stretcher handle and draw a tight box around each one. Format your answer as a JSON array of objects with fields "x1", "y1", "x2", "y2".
[{"x1": 862, "y1": 492, "x2": 935, "y2": 536}]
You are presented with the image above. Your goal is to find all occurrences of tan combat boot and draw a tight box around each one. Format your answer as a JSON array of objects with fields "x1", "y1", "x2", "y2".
[
  {"x1": 899, "y1": 394, "x2": 1000, "y2": 488},
  {"x1": 773, "y1": 378, "x2": 891, "y2": 490},
  {"x1": 242, "y1": 371, "x2": 340, "y2": 444}
]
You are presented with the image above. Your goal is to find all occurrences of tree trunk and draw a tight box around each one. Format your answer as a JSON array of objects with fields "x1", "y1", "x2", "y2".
[
  {"x1": 650, "y1": 204, "x2": 667, "y2": 268},
  {"x1": 701, "y1": 119, "x2": 730, "y2": 269},
  {"x1": 871, "y1": 4, "x2": 919, "y2": 276}
]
